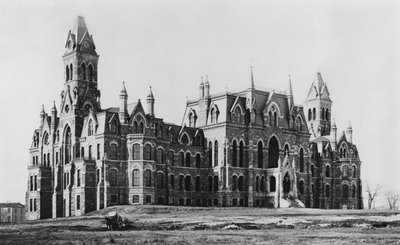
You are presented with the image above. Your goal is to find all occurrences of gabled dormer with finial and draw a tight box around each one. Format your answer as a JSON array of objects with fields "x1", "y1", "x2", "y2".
[{"x1": 61, "y1": 16, "x2": 100, "y2": 116}]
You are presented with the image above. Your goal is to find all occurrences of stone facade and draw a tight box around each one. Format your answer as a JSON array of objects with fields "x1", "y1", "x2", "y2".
[{"x1": 26, "y1": 16, "x2": 363, "y2": 220}]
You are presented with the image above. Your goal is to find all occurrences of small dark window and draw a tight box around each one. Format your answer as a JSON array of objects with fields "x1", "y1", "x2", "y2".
[
  {"x1": 269, "y1": 176, "x2": 276, "y2": 192},
  {"x1": 144, "y1": 170, "x2": 151, "y2": 187},
  {"x1": 299, "y1": 180, "x2": 304, "y2": 195},
  {"x1": 145, "y1": 195, "x2": 151, "y2": 204},
  {"x1": 238, "y1": 176, "x2": 244, "y2": 191},
  {"x1": 232, "y1": 140, "x2": 237, "y2": 167},
  {"x1": 133, "y1": 195, "x2": 139, "y2": 203},
  {"x1": 76, "y1": 195, "x2": 81, "y2": 210},
  {"x1": 185, "y1": 152, "x2": 191, "y2": 167},
  {"x1": 325, "y1": 165, "x2": 330, "y2": 178},
  {"x1": 170, "y1": 174, "x2": 175, "y2": 189},
  {"x1": 132, "y1": 169, "x2": 140, "y2": 186}
]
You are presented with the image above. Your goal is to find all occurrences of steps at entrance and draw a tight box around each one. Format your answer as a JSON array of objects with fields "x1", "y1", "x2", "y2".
[{"x1": 281, "y1": 196, "x2": 305, "y2": 208}]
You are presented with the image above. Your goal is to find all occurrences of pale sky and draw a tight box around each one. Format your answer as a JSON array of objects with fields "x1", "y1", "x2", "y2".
[{"x1": 0, "y1": 0, "x2": 399, "y2": 207}]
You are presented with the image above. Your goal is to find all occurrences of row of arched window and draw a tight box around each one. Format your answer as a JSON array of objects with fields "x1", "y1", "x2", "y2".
[
  {"x1": 79, "y1": 143, "x2": 102, "y2": 161},
  {"x1": 342, "y1": 165, "x2": 357, "y2": 178},
  {"x1": 303, "y1": 182, "x2": 358, "y2": 198},
  {"x1": 65, "y1": 63, "x2": 94, "y2": 82},
  {"x1": 308, "y1": 107, "x2": 330, "y2": 121}
]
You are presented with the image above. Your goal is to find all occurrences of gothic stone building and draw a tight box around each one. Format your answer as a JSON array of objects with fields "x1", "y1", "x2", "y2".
[{"x1": 26, "y1": 17, "x2": 363, "y2": 220}]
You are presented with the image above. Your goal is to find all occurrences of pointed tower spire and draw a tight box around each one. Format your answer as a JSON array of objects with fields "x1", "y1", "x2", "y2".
[
  {"x1": 147, "y1": 86, "x2": 155, "y2": 116},
  {"x1": 119, "y1": 82, "x2": 128, "y2": 123},
  {"x1": 288, "y1": 74, "x2": 294, "y2": 110},
  {"x1": 204, "y1": 75, "x2": 210, "y2": 98},
  {"x1": 40, "y1": 105, "x2": 46, "y2": 127},
  {"x1": 250, "y1": 66, "x2": 255, "y2": 90},
  {"x1": 346, "y1": 120, "x2": 353, "y2": 143},
  {"x1": 246, "y1": 66, "x2": 255, "y2": 111},
  {"x1": 199, "y1": 76, "x2": 205, "y2": 99}
]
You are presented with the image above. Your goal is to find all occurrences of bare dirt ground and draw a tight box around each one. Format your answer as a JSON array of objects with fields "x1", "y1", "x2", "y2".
[{"x1": 1, "y1": 206, "x2": 400, "y2": 244}]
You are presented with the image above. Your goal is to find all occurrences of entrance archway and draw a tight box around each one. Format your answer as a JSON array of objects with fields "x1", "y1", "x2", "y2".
[{"x1": 283, "y1": 172, "x2": 291, "y2": 194}]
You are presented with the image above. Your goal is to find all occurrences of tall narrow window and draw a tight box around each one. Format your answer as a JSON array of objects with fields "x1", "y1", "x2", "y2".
[
  {"x1": 88, "y1": 120, "x2": 93, "y2": 136},
  {"x1": 213, "y1": 176, "x2": 219, "y2": 192},
  {"x1": 169, "y1": 151, "x2": 174, "y2": 166},
  {"x1": 97, "y1": 143, "x2": 100, "y2": 160},
  {"x1": 170, "y1": 174, "x2": 175, "y2": 189},
  {"x1": 274, "y1": 112, "x2": 278, "y2": 126},
  {"x1": 214, "y1": 140, "x2": 218, "y2": 167},
  {"x1": 195, "y1": 154, "x2": 201, "y2": 168},
  {"x1": 239, "y1": 141, "x2": 244, "y2": 167},
  {"x1": 261, "y1": 176, "x2": 266, "y2": 192},
  {"x1": 352, "y1": 185, "x2": 356, "y2": 198},
  {"x1": 133, "y1": 121, "x2": 138, "y2": 133},
  {"x1": 325, "y1": 184, "x2": 330, "y2": 197},
  {"x1": 270, "y1": 176, "x2": 276, "y2": 192},
  {"x1": 34, "y1": 175, "x2": 37, "y2": 190},
  {"x1": 30, "y1": 176, "x2": 33, "y2": 191},
  {"x1": 255, "y1": 176, "x2": 260, "y2": 192},
  {"x1": 299, "y1": 148, "x2": 304, "y2": 172},
  {"x1": 81, "y1": 63, "x2": 86, "y2": 80},
  {"x1": 325, "y1": 165, "x2": 330, "y2": 178},
  {"x1": 257, "y1": 141, "x2": 263, "y2": 168},
  {"x1": 76, "y1": 195, "x2": 81, "y2": 210},
  {"x1": 88, "y1": 145, "x2": 92, "y2": 160},
  {"x1": 139, "y1": 122, "x2": 144, "y2": 133},
  {"x1": 268, "y1": 137, "x2": 279, "y2": 168},
  {"x1": 343, "y1": 165, "x2": 349, "y2": 177},
  {"x1": 144, "y1": 170, "x2": 152, "y2": 187},
  {"x1": 238, "y1": 176, "x2": 244, "y2": 191},
  {"x1": 157, "y1": 148, "x2": 164, "y2": 164},
  {"x1": 321, "y1": 108, "x2": 325, "y2": 120},
  {"x1": 179, "y1": 175, "x2": 184, "y2": 190},
  {"x1": 88, "y1": 64, "x2": 94, "y2": 81},
  {"x1": 186, "y1": 152, "x2": 191, "y2": 167},
  {"x1": 66, "y1": 65, "x2": 69, "y2": 81},
  {"x1": 342, "y1": 184, "x2": 349, "y2": 198},
  {"x1": 81, "y1": 147, "x2": 85, "y2": 158},
  {"x1": 180, "y1": 152, "x2": 185, "y2": 166},
  {"x1": 232, "y1": 140, "x2": 237, "y2": 167},
  {"x1": 77, "y1": 169, "x2": 81, "y2": 187},
  {"x1": 308, "y1": 108, "x2": 312, "y2": 121},
  {"x1": 110, "y1": 169, "x2": 117, "y2": 186},
  {"x1": 70, "y1": 64, "x2": 73, "y2": 80},
  {"x1": 132, "y1": 144, "x2": 140, "y2": 160},
  {"x1": 312, "y1": 108, "x2": 316, "y2": 120},
  {"x1": 157, "y1": 172, "x2": 164, "y2": 189},
  {"x1": 208, "y1": 142, "x2": 213, "y2": 167},
  {"x1": 311, "y1": 165, "x2": 315, "y2": 177},
  {"x1": 232, "y1": 176, "x2": 238, "y2": 191},
  {"x1": 144, "y1": 144, "x2": 152, "y2": 160},
  {"x1": 208, "y1": 176, "x2": 213, "y2": 192},
  {"x1": 132, "y1": 169, "x2": 140, "y2": 186},
  {"x1": 64, "y1": 126, "x2": 71, "y2": 164},
  {"x1": 352, "y1": 165, "x2": 356, "y2": 178},
  {"x1": 185, "y1": 176, "x2": 191, "y2": 191}
]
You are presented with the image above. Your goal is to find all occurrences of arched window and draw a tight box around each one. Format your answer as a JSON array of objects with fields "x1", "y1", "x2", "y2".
[
  {"x1": 97, "y1": 143, "x2": 101, "y2": 160},
  {"x1": 69, "y1": 64, "x2": 73, "y2": 80},
  {"x1": 308, "y1": 108, "x2": 312, "y2": 121},
  {"x1": 179, "y1": 175, "x2": 184, "y2": 190},
  {"x1": 88, "y1": 64, "x2": 94, "y2": 81},
  {"x1": 157, "y1": 172, "x2": 164, "y2": 189},
  {"x1": 269, "y1": 111, "x2": 272, "y2": 126},
  {"x1": 133, "y1": 121, "x2": 138, "y2": 133},
  {"x1": 170, "y1": 174, "x2": 175, "y2": 189},
  {"x1": 232, "y1": 140, "x2": 237, "y2": 167},
  {"x1": 180, "y1": 152, "x2": 185, "y2": 166},
  {"x1": 232, "y1": 175, "x2": 238, "y2": 191},
  {"x1": 268, "y1": 137, "x2": 279, "y2": 168},
  {"x1": 352, "y1": 165, "x2": 356, "y2": 178},
  {"x1": 261, "y1": 176, "x2": 265, "y2": 192},
  {"x1": 138, "y1": 122, "x2": 144, "y2": 134},
  {"x1": 181, "y1": 134, "x2": 189, "y2": 145},
  {"x1": 81, "y1": 63, "x2": 86, "y2": 80},
  {"x1": 321, "y1": 108, "x2": 325, "y2": 120},
  {"x1": 343, "y1": 165, "x2": 349, "y2": 177},
  {"x1": 214, "y1": 140, "x2": 218, "y2": 167},
  {"x1": 144, "y1": 170, "x2": 151, "y2": 187},
  {"x1": 312, "y1": 108, "x2": 316, "y2": 120},
  {"x1": 88, "y1": 145, "x2": 92, "y2": 160},
  {"x1": 325, "y1": 184, "x2": 330, "y2": 197},
  {"x1": 64, "y1": 126, "x2": 71, "y2": 164},
  {"x1": 296, "y1": 117, "x2": 302, "y2": 131},
  {"x1": 185, "y1": 152, "x2": 191, "y2": 167},
  {"x1": 299, "y1": 148, "x2": 304, "y2": 172},
  {"x1": 109, "y1": 143, "x2": 118, "y2": 160},
  {"x1": 269, "y1": 176, "x2": 276, "y2": 192},
  {"x1": 352, "y1": 185, "x2": 356, "y2": 198},
  {"x1": 195, "y1": 154, "x2": 201, "y2": 168},
  {"x1": 342, "y1": 184, "x2": 349, "y2": 198},
  {"x1": 208, "y1": 142, "x2": 213, "y2": 167},
  {"x1": 153, "y1": 148, "x2": 162, "y2": 163},
  {"x1": 257, "y1": 141, "x2": 263, "y2": 168},
  {"x1": 210, "y1": 108, "x2": 216, "y2": 123},
  {"x1": 239, "y1": 141, "x2": 244, "y2": 167},
  {"x1": 109, "y1": 121, "x2": 117, "y2": 134},
  {"x1": 88, "y1": 120, "x2": 94, "y2": 136},
  {"x1": 189, "y1": 111, "x2": 197, "y2": 127},
  {"x1": 195, "y1": 176, "x2": 201, "y2": 191},
  {"x1": 132, "y1": 169, "x2": 140, "y2": 186},
  {"x1": 298, "y1": 180, "x2": 305, "y2": 195},
  {"x1": 325, "y1": 109, "x2": 329, "y2": 121},
  {"x1": 255, "y1": 176, "x2": 260, "y2": 192},
  {"x1": 144, "y1": 144, "x2": 152, "y2": 160},
  {"x1": 238, "y1": 176, "x2": 244, "y2": 191},
  {"x1": 185, "y1": 176, "x2": 191, "y2": 191},
  {"x1": 66, "y1": 65, "x2": 69, "y2": 81},
  {"x1": 169, "y1": 151, "x2": 175, "y2": 166},
  {"x1": 273, "y1": 112, "x2": 278, "y2": 126},
  {"x1": 213, "y1": 176, "x2": 219, "y2": 192},
  {"x1": 235, "y1": 107, "x2": 241, "y2": 123},
  {"x1": 110, "y1": 169, "x2": 118, "y2": 186},
  {"x1": 325, "y1": 165, "x2": 330, "y2": 178},
  {"x1": 311, "y1": 165, "x2": 315, "y2": 177}
]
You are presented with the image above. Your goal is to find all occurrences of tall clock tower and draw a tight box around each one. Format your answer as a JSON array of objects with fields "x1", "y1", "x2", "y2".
[{"x1": 60, "y1": 16, "x2": 100, "y2": 116}]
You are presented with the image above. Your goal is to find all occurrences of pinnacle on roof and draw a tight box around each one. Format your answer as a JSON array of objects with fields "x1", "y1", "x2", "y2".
[
  {"x1": 200, "y1": 76, "x2": 204, "y2": 86},
  {"x1": 332, "y1": 118, "x2": 337, "y2": 129},
  {"x1": 147, "y1": 86, "x2": 154, "y2": 99},
  {"x1": 120, "y1": 81, "x2": 128, "y2": 96},
  {"x1": 288, "y1": 74, "x2": 293, "y2": 97},
  {"x1": 204, "y1": 75, "x2": 210, "y2": 85},
  {"x1": 347, "y1": 121, "x2": 352, "y2": 130},
  {"x1": 40, "y1": 104, "x2": 45, "y2": 115},
  {"x1": 250, "y1": 66, "x2": 255, "y2": 90},
  {"x1": 51, "y1": 101, "x2": 57, "y2": 112},
  {"x1": 315, "y1": 72, "x2": 325, "y2": 93},
  {"x1": 306, "y1": 72, "x2": 331, "y2": 101}
]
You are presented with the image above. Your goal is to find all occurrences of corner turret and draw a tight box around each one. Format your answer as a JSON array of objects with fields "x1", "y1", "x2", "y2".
[{"x1": 147, "y1": 86, "x2": 155, "y2": 116}]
